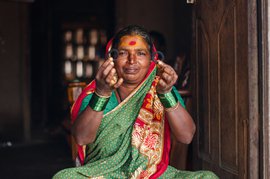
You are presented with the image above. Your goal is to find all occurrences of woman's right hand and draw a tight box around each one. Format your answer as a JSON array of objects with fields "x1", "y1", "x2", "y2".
[{"x1": 95, "y1": 57, "x2": 123, "y2": 96}]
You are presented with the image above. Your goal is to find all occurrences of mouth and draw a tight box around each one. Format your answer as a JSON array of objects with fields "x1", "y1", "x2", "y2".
[{"x1": 123, "y1": 67, "x2": 139, "y2": 74}]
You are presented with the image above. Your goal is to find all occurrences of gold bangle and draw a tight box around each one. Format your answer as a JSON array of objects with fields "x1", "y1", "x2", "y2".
[{"x1": 164, "y1": 102, "x2": 179, "y2": 112}]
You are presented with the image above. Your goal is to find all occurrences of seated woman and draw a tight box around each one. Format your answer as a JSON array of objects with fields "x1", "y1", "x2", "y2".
[{"x1": 53, "y1": 25, "x2": 218, "y2": 179}]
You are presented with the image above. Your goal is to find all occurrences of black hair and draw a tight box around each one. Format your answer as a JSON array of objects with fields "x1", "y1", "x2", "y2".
[
  {"x1": 149, "y1": 31, "x2": 166, "y2": 47},
  {"x1": 112, "y1": 25, "x2": 153, "y2": 54},
  {"x1": 149, "y1": 30, "x2": 166, "y2": 55}
]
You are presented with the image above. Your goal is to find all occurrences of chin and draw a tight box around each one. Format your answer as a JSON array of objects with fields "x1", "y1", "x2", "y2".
[
  {"x1": 122, "y1": 73, "x2": 146, "y2": 85},
  {"x1": 123, "y1": 78, "x2": 142, "y2": 85}
]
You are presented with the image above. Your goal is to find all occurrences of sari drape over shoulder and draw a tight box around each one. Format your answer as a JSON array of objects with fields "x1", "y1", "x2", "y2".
[{"x1": 53, "y1": 62, "x2": 219, "y2": 179}]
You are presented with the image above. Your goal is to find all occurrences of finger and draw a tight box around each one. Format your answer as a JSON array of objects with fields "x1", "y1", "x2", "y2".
[
  {"x1": 158, "y1": 78, "x2": 167, "y2": 88},
  {"x1": 113, "y1": 78, "x2": 124, "y2": 88},
  {"x1": 100, "y1": 57, "x2": 113, "y2": 70},
  {"x1": 101, "y1": 60, "x2": 114, "y2": 79},
  {"x1": 162, "y1": 65, "x2": 175, "y2": 76},
  {"x1": 157, "y1": 60, "x2": 165, "y2": 66},
  {"x1": 173, "y1": 73, "x2": 178, "y2": 84},
  {"x1": 106, "y1": 67, "x2": 116, "y2": 79},
  {"x1": 157, "y1": 60, "x2": 175, "y2": 77},
  {"x1": 105, "y1": 68, "x2": 118, "y2": 86},
  {"x1": 161, "y1": 72, "x2": 173, "y2": 84},
  {"x1": 157, "y1": 60, "x2": 165, "y2": 71},
  {"x1": 157, "y1": 59, "x2": 175, "y2": 74},
  {"x1": 96, "y1": 58, "x2": 113, "y2": 79},
  {"x1": 157, "y1": 78, "x2": 173, "y2": 94},
  {"x1": 111, "y1": 72, "x2": 119, "y2": 86}
]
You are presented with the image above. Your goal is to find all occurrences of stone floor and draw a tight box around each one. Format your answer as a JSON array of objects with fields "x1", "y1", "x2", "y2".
[{"x1": 0, "y1": 127, "x2": 74, "y2": 179}]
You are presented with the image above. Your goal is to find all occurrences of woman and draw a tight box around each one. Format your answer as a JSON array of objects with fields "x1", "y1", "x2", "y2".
[{"x1": 54, "y1": 25, "x2": 218, "y2": 178}]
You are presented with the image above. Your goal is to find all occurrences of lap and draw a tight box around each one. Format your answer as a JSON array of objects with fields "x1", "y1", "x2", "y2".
[{"x1": 53, "y1": 165, "x2": 219, "y2": 179}]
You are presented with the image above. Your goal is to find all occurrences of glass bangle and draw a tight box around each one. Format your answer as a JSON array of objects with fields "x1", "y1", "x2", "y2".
[
  {"x1": 157, "y1": 91, "x2": 178, "y2": 108},
  {"x1": 88, "y1": 92, "x2": 110, "y2": 111}
]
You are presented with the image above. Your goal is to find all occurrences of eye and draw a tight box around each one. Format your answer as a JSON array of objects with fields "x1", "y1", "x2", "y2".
[
  {"x1": 118, "y1": 50, "x2": 128, "y2": 57},
  {"x1": 137, "y1": 51, "x2": 146, "y2": 56}
]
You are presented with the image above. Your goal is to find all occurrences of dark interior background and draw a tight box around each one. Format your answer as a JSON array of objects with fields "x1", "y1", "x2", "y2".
[
  {"x1": 28, "y1": 0, "x2": 192, "y2": 139},
  {"x1": 0, "y1": 0, "x2": 193, "y2": 177}
]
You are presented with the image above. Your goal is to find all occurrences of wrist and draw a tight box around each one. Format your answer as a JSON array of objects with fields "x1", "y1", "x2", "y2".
[
  {"x1": 95, "y1": 86, "x2": 112, "y2": 97},
  {"x1": 95, "y1": 90, "x2": 112, "y2": 98},
  {"x1": 156, "y1": 87, "x2": 173, "y2": 95}
]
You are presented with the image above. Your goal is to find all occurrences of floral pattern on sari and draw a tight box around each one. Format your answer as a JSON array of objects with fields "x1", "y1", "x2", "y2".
[{"x1": 131, "y1": 77, "x2": 165, "y2": 178}]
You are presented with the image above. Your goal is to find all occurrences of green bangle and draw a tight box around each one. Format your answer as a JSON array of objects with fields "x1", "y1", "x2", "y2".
[
  {"x1": 157, "y1": 91, "x2": 178, "y2": 108},
  {"x1": 88, "y1": 92, "x2": 110, "y2": 111}
]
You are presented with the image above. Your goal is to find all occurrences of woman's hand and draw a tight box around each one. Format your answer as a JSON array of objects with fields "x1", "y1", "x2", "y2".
[
  {"x1": 95, "y1": 57, "x2": 123, "y2": 96},
  {"x1": 156, "y1": 60, "x2": 178, "y2": 94}
]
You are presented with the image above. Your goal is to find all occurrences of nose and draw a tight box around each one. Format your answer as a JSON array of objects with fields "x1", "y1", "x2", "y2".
[{"x1": 128, "y1": 52, "x2": 136, "y2": 64}]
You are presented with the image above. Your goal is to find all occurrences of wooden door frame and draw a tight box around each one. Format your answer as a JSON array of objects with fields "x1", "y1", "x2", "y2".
[
  {"x1": 259, "y1": 0, "x2": 270, "y2": 178},
  {"x1": 249, "y1": 0, "x2": 270, "y2": 178},
  {"x1": 247, "y1": 0, "x2": 260, "y2": 178}
]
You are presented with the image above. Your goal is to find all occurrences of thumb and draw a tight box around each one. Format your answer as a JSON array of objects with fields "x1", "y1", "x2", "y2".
[{"x1": 157, "y1": 60, "x2": 165, "y2": 75}]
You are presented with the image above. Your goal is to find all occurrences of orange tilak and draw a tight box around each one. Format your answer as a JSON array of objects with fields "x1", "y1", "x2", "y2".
[{"x1": 119, "y1": 35, "x2": 147, "y2": 48}]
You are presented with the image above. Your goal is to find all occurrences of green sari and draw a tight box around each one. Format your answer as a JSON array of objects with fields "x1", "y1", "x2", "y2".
[{"x1": 53, "y1": 62, "x2": 218, "y2": 179}]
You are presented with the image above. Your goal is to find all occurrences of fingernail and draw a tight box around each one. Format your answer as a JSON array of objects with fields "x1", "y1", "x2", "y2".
[
  {"x1": 158, "y1": 61, "x2": 163, "y2": 65},
  {"x1": 110, "y1": 79, "x2": 116, "y2": 86},
  {"x1": 113, "y1": 75, "x2": 118, "y2": 81}
]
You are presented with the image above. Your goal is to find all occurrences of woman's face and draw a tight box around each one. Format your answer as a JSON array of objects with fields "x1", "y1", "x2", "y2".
[{"x1": 114, "y1": 35, "x2": 151, "y2": 86}]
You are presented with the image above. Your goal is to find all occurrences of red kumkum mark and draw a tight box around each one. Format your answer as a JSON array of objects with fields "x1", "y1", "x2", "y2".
[{"x1": 129, "y1": 41, "x2": 136, "y2": 46}]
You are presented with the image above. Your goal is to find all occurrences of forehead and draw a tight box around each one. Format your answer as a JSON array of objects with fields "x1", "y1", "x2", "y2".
[{"x1": 118, "y1": 35, "x2": 149, "y2": 49}]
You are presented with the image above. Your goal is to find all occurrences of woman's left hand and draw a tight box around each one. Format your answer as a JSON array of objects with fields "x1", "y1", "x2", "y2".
[{"x1": 156, "y1": 60, "x2": 178, "y2": 94}]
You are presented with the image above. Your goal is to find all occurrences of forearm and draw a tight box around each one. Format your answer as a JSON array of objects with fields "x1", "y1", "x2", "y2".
[
  {"x1": 71, "y1": 106, "x2": 103, "y2": 145},
  {"x1": 166, "y1": 103, "x2": 196, "y2": 144}
]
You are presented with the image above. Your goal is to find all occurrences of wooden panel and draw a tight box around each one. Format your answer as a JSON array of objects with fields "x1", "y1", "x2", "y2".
[
  {"x1": 218, "y1": 2, "x2": 238, "y2": 174},
  {"x1": 196, "y1": 20, "x2": 211, "y2": 161}
]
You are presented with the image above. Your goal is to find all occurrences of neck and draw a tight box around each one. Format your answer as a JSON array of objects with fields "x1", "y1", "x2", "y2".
[{"x1": 117, "y1": 83, "x2": 138, "y2": 101}]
